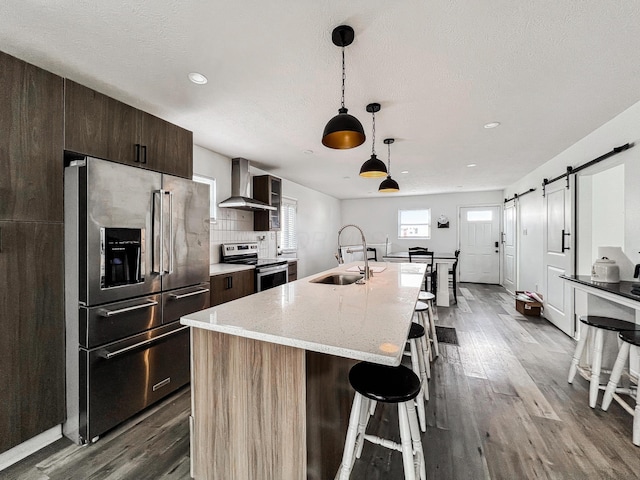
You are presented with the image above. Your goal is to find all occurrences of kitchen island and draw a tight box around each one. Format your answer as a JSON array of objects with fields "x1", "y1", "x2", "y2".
[{"x1": 181, "y1": 261, "x2": 426, "y2": 479}]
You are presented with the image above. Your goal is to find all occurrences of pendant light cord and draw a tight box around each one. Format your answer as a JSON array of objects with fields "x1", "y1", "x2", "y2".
[
  {"x1": 387, "y1": 141, "x2": 392, "y2": 175},
  {"x1": 371, "y1": 111, "x2": 376, "y2": 156},
  {"x1": 341, "y1": 47, "x2": 346, "y2": 108}
]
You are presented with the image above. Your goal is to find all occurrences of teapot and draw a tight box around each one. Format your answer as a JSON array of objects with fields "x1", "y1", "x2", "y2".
[{"x1": 591, "y1": 257, "x2": 620, "y2": 283}]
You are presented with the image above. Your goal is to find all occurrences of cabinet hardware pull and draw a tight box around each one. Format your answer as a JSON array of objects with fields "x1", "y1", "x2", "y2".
[
  {"x1": 98, "y1": 300, "x2": 158, "y2": 317},
  {"x1": 170, "y1": 288, "x2": 210, "y2": 300},
  {"x1": 135, "y1": 143, "x2": 141, "y2": 162},
  {"x1": 99, "y1": 326, "x2": 189, "y2": 359},
  {"x1": 141, "y1": 145, "x2": 147, "y2": 164}
]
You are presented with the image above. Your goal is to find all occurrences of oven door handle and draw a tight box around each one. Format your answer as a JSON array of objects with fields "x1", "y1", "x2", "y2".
[
  {"x1": 99, "y1": 326, "x2": 189, "y2": 359},
  {"x1": 256, "y1": 264, "x2": 288, "y2": 275},
  {"x1": 169, "y1": 288, "x2": 210, "y2": 300},
  {"x1": 98, "y1": 300, "x2": 159, "y2": 317}
]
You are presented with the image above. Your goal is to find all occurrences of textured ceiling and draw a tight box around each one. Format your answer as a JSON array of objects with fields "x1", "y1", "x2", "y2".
[{"x1": 2, "y1": 1, "x2": 640, "y2": 199}]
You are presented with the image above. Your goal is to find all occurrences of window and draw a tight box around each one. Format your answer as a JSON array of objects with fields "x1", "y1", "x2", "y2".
[
  {"x1": 192, "y1": 174, "x2": 217, "y2": 222},
  {"x1": 398, "y1": 209, "x2": 431, "y2": 239},
  {"x1": 280, "y1": 196, "x2": 297, "y2": 252},
  {"x1": 466, "y1": 210, "x2": 493, "y2": 222}
]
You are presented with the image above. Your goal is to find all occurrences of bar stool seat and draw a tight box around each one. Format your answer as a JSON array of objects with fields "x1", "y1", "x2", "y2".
[
  {"x1": 601, "y1": 330, "x2": 640, "y2": 446},
  {"x1": 568, "y1": 315, "x2": 639, "y2": 408},
  {"x1": 338, "y1": 363, "x2": 426, "y2": 480}
]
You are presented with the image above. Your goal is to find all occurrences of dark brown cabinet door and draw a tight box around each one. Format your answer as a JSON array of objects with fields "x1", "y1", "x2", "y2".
[
  {"x1": 141, "y1": 112, "x2": 193, "y2": 178},
  {"x1": 64, "y1": 80, "x2": 140, "y2": 166},
  {"x1": 253, "y1": 175, "x2": 282, "y2": 231},
  {"x1": 288, "y1": 261, "x2": 298, "y2": 282},
  {"x1": 0, "y1": 51, "x2": 63, "y2": 222},
  {"x1": 0, "y1": 222, "x2": 65, "y2": 453},
  {"x1": 210, "y1": 270, "x2": 255, "y2": 306}
]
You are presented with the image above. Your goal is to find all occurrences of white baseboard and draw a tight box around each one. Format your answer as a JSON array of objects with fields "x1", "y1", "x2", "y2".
[{"x1": 0, "y1": 425, "x2": 62, "y2": 471}]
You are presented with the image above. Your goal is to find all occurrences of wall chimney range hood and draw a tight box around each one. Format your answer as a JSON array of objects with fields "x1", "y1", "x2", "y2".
[{"x1": 218, "y1": 158, "x2": 276, "y2": 211}]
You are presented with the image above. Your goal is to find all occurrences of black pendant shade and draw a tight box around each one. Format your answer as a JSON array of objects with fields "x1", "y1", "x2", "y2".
[
  {"x1": 379, "y1": 175, "x2": 400, "y2": 192},
  {"x1": 322, "y1": 107, "x2": 366, "y2": 149},
  {"x1": 322, "y1": 25, "x2": 366, "y2": 150},
  {"x1": 379, "y1": 138, "x2": 400, "y2": 192},
  {"x1": 359, "y1": 103, "x2": 387, "y2": 178}
]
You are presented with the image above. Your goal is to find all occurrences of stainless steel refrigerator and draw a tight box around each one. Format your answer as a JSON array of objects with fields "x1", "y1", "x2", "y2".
[{"x1": 63, "y1": 155, "x2": 210, "y2": 444}]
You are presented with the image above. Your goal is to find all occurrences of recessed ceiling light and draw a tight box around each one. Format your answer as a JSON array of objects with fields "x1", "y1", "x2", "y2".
[
  {"x1": 456, "y1": 185, "x2": 463, "y2": 188},
  {"x1": 467, "y1": 163, "x2": 477, "y2": 168},
  {"x1": 401, "y1": 170, "x2": 409, "y2": 174},
  {"x1": 343, "y1": 176, "x2": 351, "y2": 179},
  {"x1": 484, "y1": 122, "x2": 500, "y2": 129},
  {"x1": 304, "y1": 149, "x2": 314, "y2": 155},
  {"x1": 188, "y1": 72, "x2": 208, "y2": 85}
]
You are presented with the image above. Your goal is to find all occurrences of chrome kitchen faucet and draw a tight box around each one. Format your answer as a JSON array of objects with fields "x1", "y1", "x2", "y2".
[{"x1": 336, "y1": 224, "x2": 371, "y2": 282}]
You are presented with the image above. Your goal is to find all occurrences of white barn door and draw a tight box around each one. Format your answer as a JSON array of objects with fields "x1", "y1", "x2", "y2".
[
  {"x1": 502, "y1": 201, "x2": 517, "y2": 294},
  {"x1": 543, "y1": 179, "x2": 575, "y2": 337}
]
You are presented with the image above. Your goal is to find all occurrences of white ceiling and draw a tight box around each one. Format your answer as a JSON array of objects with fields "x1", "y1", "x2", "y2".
[{"x1": 3, "y1": 1, "x2": 640, "y2": 199}]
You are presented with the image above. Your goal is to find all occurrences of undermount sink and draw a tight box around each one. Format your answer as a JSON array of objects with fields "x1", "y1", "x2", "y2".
[{"x1": 309, "y1": 273, "x2": 363, "y2": 285}]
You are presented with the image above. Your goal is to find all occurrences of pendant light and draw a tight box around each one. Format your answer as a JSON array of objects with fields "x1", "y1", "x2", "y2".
[
  {"x1": 379, "y1": 138, "x2": 400, "y2": 192},
  {"x1": 359, "y1": 103, "x2": 388, "y2": 178},
  {"x1": 322, "y1": 25, "x2": 366, "y2": 149}
]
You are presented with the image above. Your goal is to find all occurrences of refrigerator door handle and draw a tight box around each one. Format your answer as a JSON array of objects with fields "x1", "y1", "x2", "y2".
[
  {"x1": 168, "y1": 191, "x2": 174, "y2": 274},
  {"x1": 99, "y1": 326, "x2": 189, "y2": 359},
  {"x1": 152, "y1": 190, "x2": 165, "y2": 275},
  {"x1": 169, "y1": 288, "x2": 210, "y2": 300},
  {"x1": 98, "y1": 300, "x2": 159, "y2": 317}
]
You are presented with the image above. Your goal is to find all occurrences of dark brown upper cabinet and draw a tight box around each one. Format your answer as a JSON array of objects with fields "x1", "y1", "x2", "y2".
[
  {"x1": 253, "y1": 175, "x2": 282, "y2": 231},
  {"x1": 0, "y1": 51, "x2": 63, "y2": 222},
  {"x1": 64, "y1": 80, "x2": 193, "y2": 179}
]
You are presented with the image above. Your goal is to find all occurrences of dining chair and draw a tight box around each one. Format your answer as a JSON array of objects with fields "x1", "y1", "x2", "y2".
[
  {"x1": 408, "y1": 247, "x2": 434, "y2": 292},
  {"x1": 448, "y1": 250, "x2": 460, "y2": 304}
]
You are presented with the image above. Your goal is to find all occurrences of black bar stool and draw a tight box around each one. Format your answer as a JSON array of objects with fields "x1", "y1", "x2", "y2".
[
  {"x1": 338, "y1": 362, "x2": 425, "y2": 480},
  {"x1": 568, "y1": 315, "x2": 639, "y2": 408},
  {"x1": 601, "y1": 329, "x2": 640, "y2": 446}
]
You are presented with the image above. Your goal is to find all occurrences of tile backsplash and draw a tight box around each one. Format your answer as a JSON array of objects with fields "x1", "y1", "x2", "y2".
[{"x1": 209, "y1": 208, "x2": 277, "y2": 263}]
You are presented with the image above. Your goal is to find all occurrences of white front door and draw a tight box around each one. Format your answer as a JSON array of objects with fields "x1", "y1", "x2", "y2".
[
  {"x1": 543, "y1": 178, "x2": 575, "y2": 337},
  {"x1": 459, "y1": 205, "x2": 501, "y2": 283},
  {"x1": 502, "y1": 201, "x2": 517, "y2": 294}
]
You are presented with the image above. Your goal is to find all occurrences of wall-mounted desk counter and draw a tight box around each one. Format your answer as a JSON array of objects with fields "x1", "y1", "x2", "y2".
[{"x1": 562, "y1": 275, "x2": 640, "y2": 374}]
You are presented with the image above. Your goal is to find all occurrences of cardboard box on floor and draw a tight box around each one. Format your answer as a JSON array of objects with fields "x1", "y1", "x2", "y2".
[{"x1": 515, "y1": 291, "x2": 543, "y2": 316}]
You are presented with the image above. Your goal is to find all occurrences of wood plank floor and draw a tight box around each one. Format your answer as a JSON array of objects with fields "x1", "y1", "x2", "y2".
[{"x1": 4, "y1": 283, "x2": 640, "y2": 479}]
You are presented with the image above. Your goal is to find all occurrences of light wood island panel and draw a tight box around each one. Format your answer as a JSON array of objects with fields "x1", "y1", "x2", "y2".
[{"x1": 190, "y1": 329, "x2": 306, "y2": 479}]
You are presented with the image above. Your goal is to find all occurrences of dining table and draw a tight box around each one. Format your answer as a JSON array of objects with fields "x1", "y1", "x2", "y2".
[{"x1": 382, "y1": 251, "x2": 458, "y2": 307}]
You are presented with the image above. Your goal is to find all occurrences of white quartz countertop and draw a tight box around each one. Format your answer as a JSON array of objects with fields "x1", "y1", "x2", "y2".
[
  {"x1": 209, "y1": 263, "x2": 255, "y2": 275},
  {"x1": 182, "y1": 261, "x2": 426, "y2": 366}
]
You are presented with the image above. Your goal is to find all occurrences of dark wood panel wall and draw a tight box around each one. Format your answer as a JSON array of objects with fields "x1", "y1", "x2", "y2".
[
  {"x1": 0, "y1": 49, "x2": 195, "y2": 455},
  {"x1": 0, "y1": 51, "x2": 65, "y2": 453}
]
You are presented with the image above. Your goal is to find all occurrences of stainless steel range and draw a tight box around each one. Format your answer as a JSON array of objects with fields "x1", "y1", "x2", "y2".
[
  {"x1": 64, "y1": 155, "x2": 210, "y2": 444},
  {"x1": 221, "y1": 243, "x2": 288, "y2": 291}
]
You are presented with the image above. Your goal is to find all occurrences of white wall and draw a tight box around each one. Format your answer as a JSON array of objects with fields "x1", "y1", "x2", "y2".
[
  {"x1": 341, "y1": 190, "x2": 503, "y2": 254},
  {"x1": 279, "y1": 178, "x2": 342, "y2": 278},
  {"x1": 505, "y1": 99, "x2": 640, "y2": 291},
  {"x1": 194, "y1": 145, "x2": 341, "y2": 278}
]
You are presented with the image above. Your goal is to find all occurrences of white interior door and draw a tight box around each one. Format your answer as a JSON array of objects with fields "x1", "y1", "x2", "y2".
[
  {"x1": 502, "y1": 201, "x2": 517, "y2": 294},
  {"x1": 543, "y1": 179, "x2": 575, "y2": 337},
  {"x1": 459, "y1": 205, "x2": 501, "y2": 283}
]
